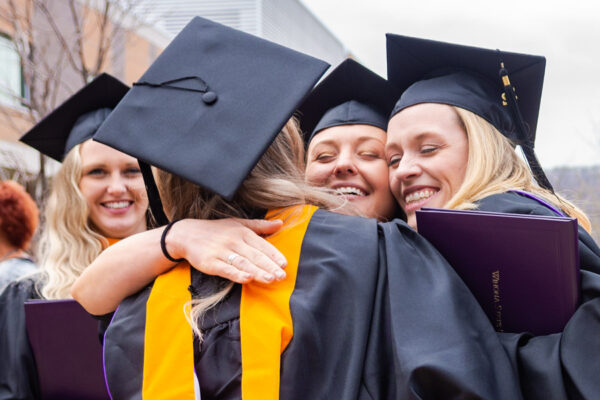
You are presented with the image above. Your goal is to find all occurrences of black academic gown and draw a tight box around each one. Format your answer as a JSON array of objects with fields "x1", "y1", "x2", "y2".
[
  {"x1": 477, "y1": 192, "x2": 600, "y2": 400},
  {"x1": 104, "y1": 208, "x2": 521, "y2": 399},
  {"x1": 0, "y1": 278, "x2": 41, "y2": 400}
]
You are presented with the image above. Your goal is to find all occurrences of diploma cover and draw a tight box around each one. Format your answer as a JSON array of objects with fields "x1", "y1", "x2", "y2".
[
  {"x1": 24, "y1": 299, "x2": 109, "y2": 399},
  {"x1": 416, "y1": 208, "x2": 579, "y2": 335}
]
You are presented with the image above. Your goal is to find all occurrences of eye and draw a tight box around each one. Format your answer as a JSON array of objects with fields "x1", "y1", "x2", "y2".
[
  {"x1": 387, "y1": 155, "x2": 402, "y2": 167},
  {"x1": 314, "y1": 152, "x2": 335, "y2": 162},
  {"x1": 124, "y1": 167, "x2": 142, "y2": 175},
  {"x1": 86, "y1": 168, "x2": 106, "y2": 176},
  {"x1": 421, "y1": 145, "x2": 439, "y2": 154},
  {"x1": 359, "y1": 151, "x2": 382, "y2": 160}
]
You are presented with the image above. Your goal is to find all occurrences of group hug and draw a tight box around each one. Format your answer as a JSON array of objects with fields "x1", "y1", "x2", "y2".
[{"x1": 0, "y1": 15, "x2": 599, "y2": 400}]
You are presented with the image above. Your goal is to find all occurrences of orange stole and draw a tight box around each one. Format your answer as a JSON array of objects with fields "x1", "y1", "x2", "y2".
[
  {"x1": 140, "y1": 205, "x2": 317, "y2": 399},
  {"x1": 240, "y1": 205, "x2": 317, "y2": 400},
  {"x1": 143, "y1": 262, "x2": 195, "y2": 399}
]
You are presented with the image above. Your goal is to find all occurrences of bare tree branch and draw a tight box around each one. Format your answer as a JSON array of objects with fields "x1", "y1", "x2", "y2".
[
  {"x1": 94, "y1": 0, "x2": 113, "y2": 75},
  {"x1": 68, "y1": 0, "x2": 88, "y2": 83},
  {"x1": 33, "y1": 0, "x2": 81, "y2": 75}
]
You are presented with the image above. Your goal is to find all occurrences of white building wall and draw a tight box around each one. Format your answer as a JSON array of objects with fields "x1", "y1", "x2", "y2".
[
  {"x1": 148, "y1": 0, "x2": 348, "y2": 68},
  {"x1": 147, "y1": 0, "x2": 260, "y2": 36},
  {"x1": 260, "y1": 0, "x2": 348, "y2": 67}
]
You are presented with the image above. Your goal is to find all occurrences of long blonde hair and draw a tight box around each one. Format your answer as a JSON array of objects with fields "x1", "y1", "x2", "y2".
[
  {"x1": 156, "y1": 118, "x2": 345, "y2": 339},
  {"x1": 36, "y1": 144, "x2": 107, "y2": 299},
  {"x1": 445, "y1": 107, "x2": 591, "y2": 232}
]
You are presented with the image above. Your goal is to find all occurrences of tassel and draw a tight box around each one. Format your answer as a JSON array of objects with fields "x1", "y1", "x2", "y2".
[{"x1": 498, "y1": 60, "x2": 555, "y2": 192}]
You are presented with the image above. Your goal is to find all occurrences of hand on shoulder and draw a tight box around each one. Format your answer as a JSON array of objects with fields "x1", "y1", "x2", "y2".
[{"x1": 166, "y1": 218, "x2": 288, "y2": 284}]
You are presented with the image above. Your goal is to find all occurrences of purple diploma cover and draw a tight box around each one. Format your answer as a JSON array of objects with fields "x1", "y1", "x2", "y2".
[
  {"x1": 24, "y1": 299, "x2": 109, "y2": 399},
  {"x1": 416, "y1": 208, "x2": 579, "y2": 335}
]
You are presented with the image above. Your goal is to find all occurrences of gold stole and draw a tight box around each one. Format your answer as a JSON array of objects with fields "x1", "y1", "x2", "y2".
[{"x1": 142, "y1": 205, "x2": 317, "y2": 399}]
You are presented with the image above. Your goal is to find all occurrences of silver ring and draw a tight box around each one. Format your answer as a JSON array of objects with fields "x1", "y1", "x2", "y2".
[{"x1": 227, "y1": 253, "x2": 240, "y2": 265}]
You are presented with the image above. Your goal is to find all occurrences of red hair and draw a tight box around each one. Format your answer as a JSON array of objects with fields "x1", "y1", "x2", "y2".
[{"x1": 0, "y1": 181, "x2": 39, "y2": 249}]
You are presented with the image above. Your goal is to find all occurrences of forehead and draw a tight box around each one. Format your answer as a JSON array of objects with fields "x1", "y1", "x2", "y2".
[
  {"x1": 79, "y1": 139, "x2": 138, "y2": 165},
  {"x1": 308, "y1": 124, "x2": 386, "y2": 150},
  {"x1": 387, "y1": 103, "x2": 463, "y2": 144}
]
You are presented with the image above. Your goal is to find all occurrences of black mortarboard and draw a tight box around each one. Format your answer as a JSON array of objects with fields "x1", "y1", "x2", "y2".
[
  {"x1": 386, "y1": 34, "x2": 553, "y2": 191},
  {"x1": 298, "y1": 58, "x2": 398, "y2": 144},
  {"x1": 20, "y1": 74, "x2": 129, "y2": 161},
  {"x1": 94, "y1": 16, "x2": 329, "y2": 206}
]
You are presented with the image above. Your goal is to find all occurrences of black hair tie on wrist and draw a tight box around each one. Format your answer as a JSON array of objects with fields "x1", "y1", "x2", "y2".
[{"x1": 160, "y1": 219, "x2": 185, "y2": 263}]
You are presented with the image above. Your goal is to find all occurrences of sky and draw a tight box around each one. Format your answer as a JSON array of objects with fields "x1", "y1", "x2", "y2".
[{"x1": 300, "y1": 0, "x2": 600, "y2": 169}]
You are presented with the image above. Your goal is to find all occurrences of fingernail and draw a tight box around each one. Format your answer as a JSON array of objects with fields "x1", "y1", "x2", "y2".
[
  {"x1": 263, "y1": 273, "x2": 274, "y2": 282},
  {"x1": 242, "y1": 272, "x2": 252, "y2": 281},
  {"x1": 279, "y1": 260, "x2": 287, "y2": 269},
  {"x1": 275, "y1": 270, "x2": 286, "y2": 280}
]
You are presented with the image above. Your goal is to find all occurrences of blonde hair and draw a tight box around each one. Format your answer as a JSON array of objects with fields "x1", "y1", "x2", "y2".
[
  {"x1": 156, "y1": 118, "x2": 346, "y2": 339},
  {"x1": 36, "y1": 144, "x2": 107, "y2": 299},
  {"x1": 445, "y1": 107, "x2": 591, "y2": 232}
]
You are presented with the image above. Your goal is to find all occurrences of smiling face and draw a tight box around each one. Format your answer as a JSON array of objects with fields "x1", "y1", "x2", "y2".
[
  {"x1": 78, "y1": 140, "x2": 148, "y2": 238},
  {"x1": 386, "y1": 103, "x2": 469, "y2": 228},
  {"x1": 305, "y1": 124, "x2": 397, "y2": 220}
]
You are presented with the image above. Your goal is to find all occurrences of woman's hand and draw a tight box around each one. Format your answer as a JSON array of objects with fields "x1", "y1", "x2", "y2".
[{"x1": 166, "y1": 218, "x2": 287, "y2": 284}]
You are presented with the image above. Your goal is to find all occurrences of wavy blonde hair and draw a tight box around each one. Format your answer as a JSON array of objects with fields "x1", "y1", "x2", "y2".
[
  {"x1": 155, "y1": 118, "x2": 346, "y2": 339},
  {"x1": 445, "y1": 107, "x2": 591, "y2": 232},
  {"x1": 36, "y1": 144, "x2": 107, "y2": 299}
]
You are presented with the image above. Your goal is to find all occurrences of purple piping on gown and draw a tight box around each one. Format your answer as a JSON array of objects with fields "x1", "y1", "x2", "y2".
[
  {"x1": 103, "y1": 304, "x2": 120, "y2": 400},
  {"x1": 509, "y1": 189, "x2": 566, "y2": 217}
]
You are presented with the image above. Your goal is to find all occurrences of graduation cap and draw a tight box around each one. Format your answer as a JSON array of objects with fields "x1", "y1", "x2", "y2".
[
  {"x1": 20, "y1": 74, "x2": 129, "y2": 161},
  {"x1": 386, "y1": 34, "x2": 553, "y2": 192},
  {"x1": 93, "y1": 16, "x2": 329, "y2": 224},
  {"x1": 298, "y1": 58, "x2": 399, "y2": 145}
]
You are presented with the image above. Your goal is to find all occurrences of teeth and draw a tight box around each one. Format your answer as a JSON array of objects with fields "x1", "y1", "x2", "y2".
[
  {"x1": 335, "y1": 187, "x2": 366, "y2": 197},
  {"x1": 103, "y1": 201, "x2": 131, "y2": 209},
  {"x1": 405, "y1": 189, "x2": 436, "y2": 204}
]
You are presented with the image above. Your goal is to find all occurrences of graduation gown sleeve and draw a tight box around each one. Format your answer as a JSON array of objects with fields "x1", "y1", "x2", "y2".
[
  {"x1": 104, "y1": 206, "x2": 522, "y2": 399},
  {"x1": 476, "y1": 192, "x2": 600, "y2": 399},
  {"x1": 0, "y1": 279, "x2": 41, "y2": 400}
]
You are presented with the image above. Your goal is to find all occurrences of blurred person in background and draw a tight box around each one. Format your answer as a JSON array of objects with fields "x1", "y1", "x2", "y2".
[{"x1": 0, "y1": 180, "x2": 39, "y2": 293}]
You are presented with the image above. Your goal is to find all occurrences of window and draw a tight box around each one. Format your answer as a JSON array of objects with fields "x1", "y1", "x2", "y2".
[{"x1": 0, "y1": 34, "x2": 25, "y2": 107}]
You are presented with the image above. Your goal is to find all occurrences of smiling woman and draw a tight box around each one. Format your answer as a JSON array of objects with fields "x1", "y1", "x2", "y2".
[
  {"x1": 78, "y1": 140, "x2": 147, "y2": 239},
  {"x1": 300, "y1": 58, "x2": 399, "y2": 221},
  {"x1": 385, "y1": 34, "x2": 600, "y2": 398},
  {"x1": 306, "y1": 123, "x2": 396, "y2": 220},
  {"x1": 387, "y1": 103, "x2": 468, "y2": 228},
  {"x1": 0, "y1": 74, "x2": 150, "y2": 399}
]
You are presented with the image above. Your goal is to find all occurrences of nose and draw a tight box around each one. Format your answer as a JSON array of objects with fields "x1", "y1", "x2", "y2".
[
  {"x1": 106, "y1": 173, "x2": 127, "y2": 196},
  {"x1": 391, "y1": 156, "x2": 422, "y2": 182},
  {"x1": 334, "y1": 151, "x2": 357, "y2": 176}
]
